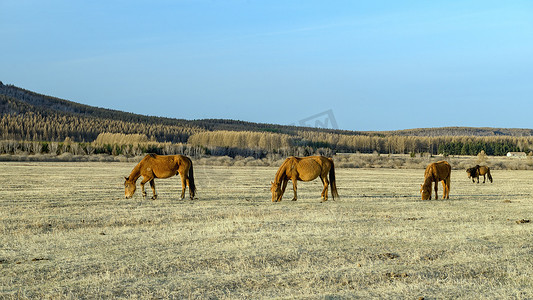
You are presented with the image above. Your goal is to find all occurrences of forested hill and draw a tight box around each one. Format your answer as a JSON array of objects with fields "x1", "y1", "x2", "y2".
[
  {"x1": 2, "y1": 81, "x2": 532, "y2": 140},
  {"x1": 2, "y1": 81, "x2": 533, "y2": 157},
  {"x1": 0, "y1": 81, "x2": 367, "y2": 143}
]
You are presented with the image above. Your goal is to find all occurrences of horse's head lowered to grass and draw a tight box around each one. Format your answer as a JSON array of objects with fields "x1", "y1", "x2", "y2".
[
  {"x1": 420, "y1": 184, "x2": 431, "y2": 200},
  {"x1": 124, "y1": 177, "x2": 136, "y2": 199},
  {"x1": 270, "y1": 181, "x2": 282, "y2": 202}
]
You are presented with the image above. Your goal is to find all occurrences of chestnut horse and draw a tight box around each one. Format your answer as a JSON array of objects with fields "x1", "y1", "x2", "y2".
[
  {"x1": 420, "y1": 161, "x2": 451, "y2": 200},
  {"x1": 270, "y1": 156, "x2": 339, "y2": 202},
  {"x1": 466, "y1": 165, "x2": 493, "y2": 183},
  {"x1": 124, "y1": 154, "x2": 196, "y2": 200}
]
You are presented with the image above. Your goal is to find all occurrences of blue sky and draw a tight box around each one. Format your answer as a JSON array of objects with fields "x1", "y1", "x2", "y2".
[{"x1": 1, "y1": 1, "x2": 532, "y2": 131}]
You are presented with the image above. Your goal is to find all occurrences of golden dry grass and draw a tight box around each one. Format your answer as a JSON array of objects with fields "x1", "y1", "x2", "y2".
[{"x1": 1, "y1": 161, "x2": 532, "y2": 299}]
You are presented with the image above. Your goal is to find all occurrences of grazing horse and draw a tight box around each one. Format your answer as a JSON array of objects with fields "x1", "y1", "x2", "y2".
[
  {"x1": 270, "y1": 156, "x2": 339, "y2": 202},
  {"x1": 466, "y1": 165, "x2": 493, "y2": 183},
  {"x1": 420, "y1": 161, "x2": 451, "y2": 200},
  {"x1": 124, "y1": 154, "x2": 196, "y2": 200}
]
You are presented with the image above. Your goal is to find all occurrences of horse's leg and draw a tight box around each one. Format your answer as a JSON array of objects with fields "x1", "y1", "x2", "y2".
[
  {"x1": 149, "y1": 179, "x2": 157, "y2": 200},
  {"x1": 319, "y1": 177, "x2": 325, "y2": 200},
  {"x1": 180, "y1": 173, "x2": 186, "y2": 200},
  {"x1": 441, "y1": 180, "x2": 447, "y2": 199},
  {"x1": 434, "y1": 181, "x2": 438, "y2": 200},
  {"x1": 280, "y1": 179, "x2": 288, "y2": 202},
  {"x1": 321, "y1": 176, "x2": 329, "y2": 202},
  {"x1": 446, "y1": 177, "x2": 451, "y2": 199},
  {"x1": 186, "y1": 178, "x2": 193, "y2": 199},
  {"x1": 140, "y1": 176, "x2": 152, "y2": 198},
  {"x1": 141, "y1": 182, "x2": 146, "y2": 198},
  {"x1": 482, "y1": 174, "x2": 486, "y2": 183},
  {"x1": 292, "y1": 179, "x2": 297, "y2": 201}
]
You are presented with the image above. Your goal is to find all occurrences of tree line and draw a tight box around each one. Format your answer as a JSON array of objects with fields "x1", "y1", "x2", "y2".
[
  {"x1": 295, "y1": 131, "x2": 533, "y2": 156},
  {"x1": 0, "y1": 135, "x2": 205, "y2": 157},
  {"x1": 2, "y1": 131, "x2": 531, "y2": 158}
]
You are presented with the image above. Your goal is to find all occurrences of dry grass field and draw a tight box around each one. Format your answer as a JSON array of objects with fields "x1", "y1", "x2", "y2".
[{"x1": 1, "y1": 161, "x2": 532, "y2": 299}]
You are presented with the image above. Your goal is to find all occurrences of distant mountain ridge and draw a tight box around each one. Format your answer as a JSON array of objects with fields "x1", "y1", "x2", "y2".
[
  {"x1": 1, "y1": 81, "x2": 532, "y2": 139},
  {"x1": 379, "y1": 127, "x2": 533, "y2": 137}
]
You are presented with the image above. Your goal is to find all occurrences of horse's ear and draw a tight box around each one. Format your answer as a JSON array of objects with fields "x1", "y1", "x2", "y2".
[
  {"x1": 125, "y1": 176, "x2": 129, "y2": 180},
  {"x1": 270, "y1": 181, "x2": 273, "y2": 185}
]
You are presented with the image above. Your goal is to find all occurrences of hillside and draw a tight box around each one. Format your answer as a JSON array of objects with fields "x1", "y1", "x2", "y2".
[
  {"x1": 1, "y1": 81, "x2": 533, "y2": 157},
  {"x1": 0, "y1": 82, "x2": 366, "y2": 142},
  {"x1": 3, "y1": 81, "x2": 532, "y2": 140}
]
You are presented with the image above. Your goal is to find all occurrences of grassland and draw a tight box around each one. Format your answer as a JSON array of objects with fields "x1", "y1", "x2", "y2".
[{"x1": 1, "y1": 161, "x2": 532, "y2": 299}]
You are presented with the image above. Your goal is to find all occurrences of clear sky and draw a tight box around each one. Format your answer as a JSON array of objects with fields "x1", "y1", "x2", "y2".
[{"x1": 1, "y1": 1, "x2": 532, "y2": 131}]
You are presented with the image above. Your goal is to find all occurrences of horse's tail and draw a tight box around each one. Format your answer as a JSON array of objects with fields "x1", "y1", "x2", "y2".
[
  {"x1": 487, "y1": 169, "x2": 493, "y2": 183},
  {"x1": 328, "y1": 158, "x2": 339, "y2": 200},
  {"x1": 188, "y1": 160, "x2": 197, "y2": 198}
]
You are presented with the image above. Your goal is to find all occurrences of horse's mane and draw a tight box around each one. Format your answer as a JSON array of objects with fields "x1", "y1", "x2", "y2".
[
  {"x1": 127, "y1": 160, "x2": 143, "y2": 182},
  {"x1": 423, "y1": 165, "x2": 435, "y2": 182},
  {"x1": 274, "y1": 157, "x2": 292, "y2": 184},
  {"x1": 422, "y1": 175, "x2": 433, "y2": 191}
]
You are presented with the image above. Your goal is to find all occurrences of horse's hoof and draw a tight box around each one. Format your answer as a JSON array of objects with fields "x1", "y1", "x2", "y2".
[
  {"x1": 292, "y1": 198, "x2": 297, "y2": 201},
  {"x1": 151, "y1": 196, "x2": 157, "y2": 200}
]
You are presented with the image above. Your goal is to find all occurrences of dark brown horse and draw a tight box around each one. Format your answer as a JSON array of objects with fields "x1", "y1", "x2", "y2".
[
  {"x1": 124, "y1": 154, "x2": 196, "y2": 200},
  {"x1": 270, "y1": 156, "x2": 339, "y2": 202},
  {"x1": 420, "y1": 161, "x2": 451, "y2": 200},
  {"x1": 466, "y1": 165, "x2": 493, "y2": 183}
]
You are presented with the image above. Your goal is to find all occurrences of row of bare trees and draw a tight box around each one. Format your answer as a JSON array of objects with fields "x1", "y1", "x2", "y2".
[
  {"x1": 0, "y1": 103, "x2": 202, "y2": 143},
  {"x1": 2, "y1": 130, "x2": 532, "y2": 158},
  {"x1": 187, "y1": 130, "x2": 533, "y2": 156},
  {"x1": 0, "y1": 133, "x2": 205, "y2": 157},
  {"x1": 188, "y1": 131, "x2": 293, "y2": 151}
]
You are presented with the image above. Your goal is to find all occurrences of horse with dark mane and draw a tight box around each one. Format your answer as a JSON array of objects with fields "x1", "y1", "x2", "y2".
[
  {"x1": 124, "y1": 154, "x2": 196, "y2": 200},
  {"x1": 466, "y1": 165, "x2": 493, "y2": 183},
  {"x1": 420, "y1": 161, "x2": 451, "y2": 200},
  {"x1": 271, "y1": 156, "x2": 339, "y2": 202}
]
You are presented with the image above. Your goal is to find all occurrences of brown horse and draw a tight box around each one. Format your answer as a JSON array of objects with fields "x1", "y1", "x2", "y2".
[
  {"x1": 420, "y1": 161, "x2": 451, "y2": 200},
  {"x1": 124, "y1": 154, "x2": 196, "y2": 200},
  {"x1": 270, "y1": 156, "x2": 339, "y2": 202},
  {"x1": 466, "y1": 165, "x2": 493, "y2": 183}
]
